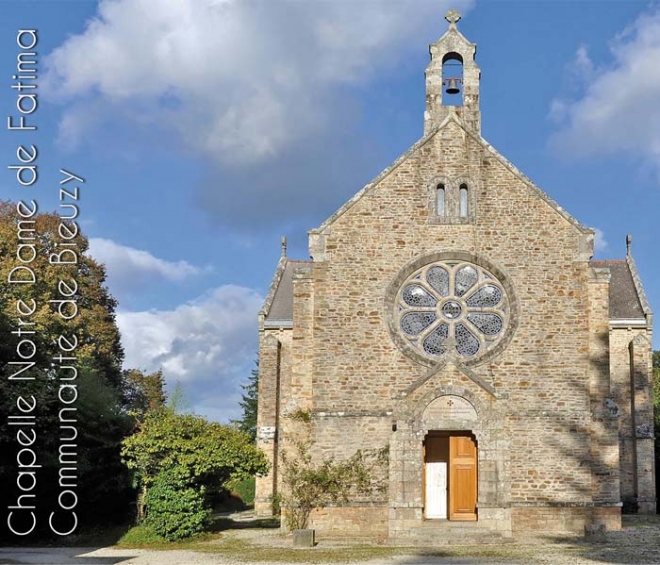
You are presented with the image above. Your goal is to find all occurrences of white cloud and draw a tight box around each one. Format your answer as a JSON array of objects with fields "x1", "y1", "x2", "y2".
[
  {"x1": 116, "y1": 285, "x2": 263, "y2": 421},
  {"x1": 44, "y1": 0, "x2": 473, "y2": 165},
  {"x1": 548, "y1": 98, "x2": 569, "y2": 124},
  {"x1": 550, "y1": 8, "x2": 660, "y2": 177},
  {"x1": 570, "y1": 45, "x2": 595, "y2": 83},
  {"x1": 88, "y1": 238, "x2": 202, "y2": 282},
  {"x1": 594, "y1": 228, "x2": 608, "y2": 253}
]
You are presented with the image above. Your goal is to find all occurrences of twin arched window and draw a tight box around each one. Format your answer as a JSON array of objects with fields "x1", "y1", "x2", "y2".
[
  {"x1": 436, "y1": 184, "x2": 446, "y2": 216},
  {"x1": 459, "y1": 184, "x2": 468, "y2": 217},
  {"x1": 436, "y1": 181, "x2": 469, "y2": 219}
]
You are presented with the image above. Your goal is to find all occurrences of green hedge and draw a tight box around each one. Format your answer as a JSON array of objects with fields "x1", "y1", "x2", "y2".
[{"x1": 144, "y1": 470, "x2": 211, "y2": 541}]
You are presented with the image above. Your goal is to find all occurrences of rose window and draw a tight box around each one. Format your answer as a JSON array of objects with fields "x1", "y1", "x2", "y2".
[{"x1": 394, "y1": 261, "x2": 509, "y2": 360}]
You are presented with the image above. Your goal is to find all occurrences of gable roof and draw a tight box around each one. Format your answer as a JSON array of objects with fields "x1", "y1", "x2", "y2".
[
  {"x1": 590, "y1": 259, "x2": 647, "y2": 320},
  {"x1": 311, "y1": 111, "x2": 592, "y2": 237}
]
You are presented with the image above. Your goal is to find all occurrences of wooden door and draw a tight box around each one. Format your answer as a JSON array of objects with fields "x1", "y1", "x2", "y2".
[{"x1": 449, "y1": 435, "x2": 477, "y2": 521}]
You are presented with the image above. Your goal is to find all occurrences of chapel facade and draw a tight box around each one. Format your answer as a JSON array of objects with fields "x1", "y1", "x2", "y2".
[{"x1": 255, "y1": 11, "x2": 656, "y2": 543}]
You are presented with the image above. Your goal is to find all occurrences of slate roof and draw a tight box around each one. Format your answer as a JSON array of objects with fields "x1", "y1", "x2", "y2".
[
  {"x1": 590, "y1": 259, "x2": 646, "y2": 320},
  {"x1": 263, "y1": 259, "x2": 310, "y2": 324}
]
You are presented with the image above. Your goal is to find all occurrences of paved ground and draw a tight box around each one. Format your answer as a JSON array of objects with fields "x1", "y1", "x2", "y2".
[
  {"x1": 1, "y1": 546, "x2": 659, "y2": 565},
  {"x1": 2, "y1": 514, "x2": 659, "y2": 565}
]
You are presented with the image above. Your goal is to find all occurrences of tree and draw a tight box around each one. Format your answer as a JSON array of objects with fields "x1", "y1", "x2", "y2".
[
  {"x1": 168, "y1": 381, "x2": 192, "y2": 414},
  {"x1": 0, "y1": 201, "x2": 123, "y2": 386},
  {"x1": 233, "y1": 359, "x2": 258, "y2": 441},
  {"x1": 653, "y1": 351, "x2": 659, "y2": 418},
  {"x1": 654, "y1": 350, "x2": 659, "y2": 504},
  {"x1": 0, "y1": 200, "x2": 130, "y2": 535},
  {"x1": 123, "y1": 368, "x2": 167, "y2": 417},
  {"x1": 121, "y1": 408, "x2": 269, "y2": 534}
]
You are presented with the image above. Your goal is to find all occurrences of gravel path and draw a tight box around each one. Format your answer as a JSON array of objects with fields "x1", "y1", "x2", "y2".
[{"x1": 1, "y1": 514, "x2": 659, "y2": 565}]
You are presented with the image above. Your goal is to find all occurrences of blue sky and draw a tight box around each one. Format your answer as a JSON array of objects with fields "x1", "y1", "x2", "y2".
[{"x1": 1, "y1": 0, "x2": 658, "y2": 422}]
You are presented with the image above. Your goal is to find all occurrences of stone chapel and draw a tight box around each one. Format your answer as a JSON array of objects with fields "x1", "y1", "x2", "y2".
[{"x1": 255, "y1": 10, "x2": 656, "y2": 542}]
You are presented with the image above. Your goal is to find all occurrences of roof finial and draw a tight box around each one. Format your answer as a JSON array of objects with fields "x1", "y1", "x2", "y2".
[
  {"x1": 445, "y1": 8, "x2": 462, "y2": 27},
  {"x1": 281, "y1": 236, "x2": 287, "y2": 258},
  {"x1": 626, "y1": 234, "x2": 632, "y2": 257}
]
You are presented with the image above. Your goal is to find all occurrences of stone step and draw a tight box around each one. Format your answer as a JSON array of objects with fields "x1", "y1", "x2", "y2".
[
  {"x1": 396, "y1": 533, "x2": 512, "y2": 546},
  {"x1": 416, "y1": 519, "x2": 483, "y2": 529},
  {"x1": 392, "y1": 523, "x2": 513, "y2": 546}
]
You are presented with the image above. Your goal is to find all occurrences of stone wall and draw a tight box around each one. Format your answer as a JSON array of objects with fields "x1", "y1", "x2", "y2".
[
  {"x1": 309, "y1": 505, "x2": 388, "y2": 541},
  {"x1": 587, "y1": 267, "x2": 621, "y2": 513},
  {"x1": 512, "y1": 505, "x2": 621, "y2": 533},
  {"x1": 255, "y1": 328, "x2": 292, "y2": 516},
  {"x1": 255, "y1": 21, "x2": 654, "y2": 538},
  {"x1": 630, "y1": 334, "x2": 657, "y2": 513},
  {"x1": 608, "y1": 328, "x2": 656, "y2": 514},
  {"x1": 307, "y1": 119, "x2": 600, "y2": 512}
]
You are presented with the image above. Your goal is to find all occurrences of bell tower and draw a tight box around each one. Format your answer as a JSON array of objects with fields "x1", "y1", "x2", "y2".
[{"x1": 424, "y1": 9, "x2": 481, "y2": 136}]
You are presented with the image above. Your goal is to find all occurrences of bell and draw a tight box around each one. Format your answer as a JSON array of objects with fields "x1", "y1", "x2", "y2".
[{"x1": 445, "y1": 78, "x2": 460, "y2": 95}]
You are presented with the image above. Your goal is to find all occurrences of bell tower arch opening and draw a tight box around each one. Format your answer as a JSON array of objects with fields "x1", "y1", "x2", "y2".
[
  {"x1": 424, "y1": 9, "x2": 481, "y2": 135},
  {"x1": 442, "y1": 52, "x2": 464, "y2": 107}
]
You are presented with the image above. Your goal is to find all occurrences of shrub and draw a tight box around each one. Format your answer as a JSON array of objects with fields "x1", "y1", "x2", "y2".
[
  {"x1": 280, "y1": 440, "x2": 388, "y2": 531},
  {"x1": 121, "y1": 408, "x2": 270, "y2": 526},
  {"x1": 228, "y1": 475, "x2": 256, "y2": 506},
  {"x1": 144, "y1": 469, "x2": 211, "y2": 541}
]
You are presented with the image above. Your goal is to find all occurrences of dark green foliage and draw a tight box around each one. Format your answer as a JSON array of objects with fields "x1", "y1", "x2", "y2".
[
  {"x1": 653, "y1": 350, "x2": 659, "y2": 504},
  {"x1": 72, "y1": 370, "x2": 135, "y2": 522},
  {"x1": 228, "y1": 475, "x2": 256, "y2": 506},
  {"x1": 144, "y1": 469, "x2": 211, "y2": 541},
  {"x1": 233, "y1": 359, "x2": 258, "y2": 441}
]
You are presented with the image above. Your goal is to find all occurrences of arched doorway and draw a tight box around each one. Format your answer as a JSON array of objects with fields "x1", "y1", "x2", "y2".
[{"x1": 424, "y1": 431, "x2": 478, "y2": 521}]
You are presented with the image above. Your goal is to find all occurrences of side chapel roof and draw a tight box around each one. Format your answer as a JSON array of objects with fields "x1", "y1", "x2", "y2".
[
  {"x1": 263, "y1": 256, "x2": 650, "y2": 326},
  {"x1": 590, "y1": 257, "x2": 651, "y2": 321},
  {"x1": 261, "y1": 258, "x2": 311, "y2": 327}
]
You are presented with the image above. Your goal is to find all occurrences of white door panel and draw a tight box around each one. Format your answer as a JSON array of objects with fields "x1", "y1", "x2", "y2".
[{"x1": 425, "y1": 461, "x2": 447, "y2": 519}]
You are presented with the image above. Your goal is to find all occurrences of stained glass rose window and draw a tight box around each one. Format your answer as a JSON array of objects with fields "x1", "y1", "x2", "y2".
[{"x1": 394, "y1": 261, "x2": 509, "y2": 360}]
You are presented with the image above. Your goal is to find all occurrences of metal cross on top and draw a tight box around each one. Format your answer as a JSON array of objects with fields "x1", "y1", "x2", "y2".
[{"x1": 445, "y1": 8, "x2": 461, "y2": 25}]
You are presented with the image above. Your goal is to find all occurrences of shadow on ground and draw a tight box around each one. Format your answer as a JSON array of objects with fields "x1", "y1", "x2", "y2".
[
  {"x1": 0, "y1": 547, "x2": 139, "y2": 565},
  {"x1": 210, "y1": 511, "x2": 281, "y2": 532},
  {"x1": 522, "y1": 514, "x2": 660, "y2": 565}
]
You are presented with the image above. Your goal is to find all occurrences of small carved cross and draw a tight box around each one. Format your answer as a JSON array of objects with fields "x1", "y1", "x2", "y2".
[
  {"x1": 447, "y1": 399, "x2": 454, "y2": 407},
  {"x1": 445, "y1": 9, "x2": 461, "y2": 25}
]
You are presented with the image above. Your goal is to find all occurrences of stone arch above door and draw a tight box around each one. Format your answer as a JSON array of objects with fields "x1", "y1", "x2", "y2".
[
  {"x1": 406, "y1": 384, "x2": 491, "y2": 429},
  {"x1": 423, "y1": 395, "x2": 477, "y2": 422}
]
